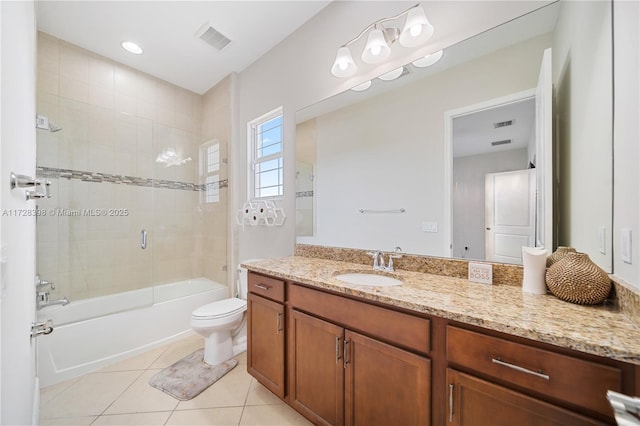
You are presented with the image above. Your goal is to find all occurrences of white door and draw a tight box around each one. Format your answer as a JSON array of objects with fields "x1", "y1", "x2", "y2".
[
  {"x1": 0, "y1": 2, "x2": 39, "y2": 424},
  {"x1": 485, "y1": 169, "x2": 536, "y2": 264},
  {"x1": 535, "y1": 48, "x2": 553, "y2": 249}
]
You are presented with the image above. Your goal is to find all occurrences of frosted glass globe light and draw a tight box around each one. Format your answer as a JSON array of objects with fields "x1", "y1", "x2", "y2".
[
  {"x1": 331, "y1": 46, "x2": 357, "y2": 77},
  {"x1": 399, "y1": 7, "x2": 433, "y2": 47},
  {"x1": 361, "y1": 28, "x2": 391, "y2": 64}
]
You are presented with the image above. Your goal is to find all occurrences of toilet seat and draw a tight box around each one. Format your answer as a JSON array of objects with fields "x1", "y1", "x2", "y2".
[{"x1": 192, "y1": 298, "x2": 247, "y2": 320}]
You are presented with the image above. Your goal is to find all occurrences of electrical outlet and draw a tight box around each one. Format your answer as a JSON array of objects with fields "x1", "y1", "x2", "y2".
[
  {"x1": 622, "y1": 228, "x2": 632, "y2": 264},
  {"x1": 468, "y1": 262, "x2": 492, "y2": 285}
]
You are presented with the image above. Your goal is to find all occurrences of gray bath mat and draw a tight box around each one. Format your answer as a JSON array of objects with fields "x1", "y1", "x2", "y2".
[{"x1": 149, "y1": 348, "x2": 237, "y2": 401}]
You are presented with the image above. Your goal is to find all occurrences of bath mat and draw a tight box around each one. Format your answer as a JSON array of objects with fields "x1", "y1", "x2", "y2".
[{"x1": 149, "y1": 349, "x2": 237, "y2": 401}]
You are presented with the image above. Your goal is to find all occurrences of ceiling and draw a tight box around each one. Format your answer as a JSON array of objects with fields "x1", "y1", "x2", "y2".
[
  {"x1": 36, "y1": 1, "x2": 331, "y2": 94},
  {"x1": 453, "y1": 98, "x2": 535, "y2": 158}
]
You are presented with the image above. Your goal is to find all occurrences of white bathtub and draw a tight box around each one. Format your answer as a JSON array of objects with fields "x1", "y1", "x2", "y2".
[{"x1": 37, "y1": 278, "x2": 228, "y2": 388}]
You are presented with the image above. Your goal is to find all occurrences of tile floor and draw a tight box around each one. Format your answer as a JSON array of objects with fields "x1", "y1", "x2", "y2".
[{"x1": 39, "y1": 332, "x2": 312, "y2": 426}]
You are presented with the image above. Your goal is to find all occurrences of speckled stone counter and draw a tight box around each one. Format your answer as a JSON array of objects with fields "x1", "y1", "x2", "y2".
[{"x1": 242, "y1": 256, "x2": 640, "y2": 365}]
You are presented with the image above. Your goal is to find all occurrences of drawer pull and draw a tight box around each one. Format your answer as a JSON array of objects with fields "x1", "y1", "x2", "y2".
[
  {"x1": 254, "y1": 283, "x2": 271, "y2": 291},
  {"x1": 276, "y1": 312, "x2": 283, "y2": 334},
  {"x1": 492, "y1": 357, "x2": 550, "y2": 381},
  {"x1": 449, "y1": 383, "x2": 454, "y2": 422},
  {"x1": 335, "y1": 336, "x2": 341, "y2": 364}
]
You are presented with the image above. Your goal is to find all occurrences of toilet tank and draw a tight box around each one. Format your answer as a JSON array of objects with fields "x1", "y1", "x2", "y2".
[{"x1": 237, "y1": 259, "x2": 262, "y2": 300}]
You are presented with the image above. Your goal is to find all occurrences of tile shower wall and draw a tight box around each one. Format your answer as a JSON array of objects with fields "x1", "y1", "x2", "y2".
[{"x1": 36, "y1": 32, "x2": 228, "y2": 301}]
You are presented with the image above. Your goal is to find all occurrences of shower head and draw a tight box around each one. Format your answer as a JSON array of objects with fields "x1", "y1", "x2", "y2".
[{"x1": 48, "y1": 122, "x2": 62, "y2": 133}]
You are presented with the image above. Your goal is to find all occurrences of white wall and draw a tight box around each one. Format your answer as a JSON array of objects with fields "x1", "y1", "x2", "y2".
[
  {"x1": 234, "y1": 1, "x2": 553, "y2": 264},
  {"x1": 613, "y1": 0, "x2": 640, "y2": 287},
  {"x1": 453, "y1": 149, "x2": 528, "y2": 260},
  {"x1": 553, "y1": 0, "x2": 613, "y2": 271},
  {"x1": 0, "y1": 1, "x2": 38, "y2": 424}
]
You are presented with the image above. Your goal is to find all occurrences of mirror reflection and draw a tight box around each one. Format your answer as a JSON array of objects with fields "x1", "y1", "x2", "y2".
[{"x1": 295, "y1": 1, "x2": 613, "y2": 270}]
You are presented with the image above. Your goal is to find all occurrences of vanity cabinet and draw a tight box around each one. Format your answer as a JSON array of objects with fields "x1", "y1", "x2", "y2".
[
  {"x1": 247, "y1": 272, "x2": 286, "y2": 398},
  {"x1": 288, "y1": 283, "x2": 431, "y2": 426},
  {"x1": 446, "y1": 325, "x2": 624, "y2": 424},
  {"x1": 446, "y1": 369, "x2": 603, "y2": 425},
  {"x1": 246, "y1": 269, "x2": 637, "y2": 425}
]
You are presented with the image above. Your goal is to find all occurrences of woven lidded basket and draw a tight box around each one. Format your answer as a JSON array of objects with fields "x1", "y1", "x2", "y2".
[
  {"x1": 545, "y1": 252, "x2": 611, "y2": 305},
  {"x1": 546, "y1": 246, "x2": 577, "y2": 267}
]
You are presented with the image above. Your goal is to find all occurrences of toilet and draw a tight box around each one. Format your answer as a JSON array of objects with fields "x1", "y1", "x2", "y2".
[{"x1": 191, "y1": 265, "x2": 250, "y2": 366}]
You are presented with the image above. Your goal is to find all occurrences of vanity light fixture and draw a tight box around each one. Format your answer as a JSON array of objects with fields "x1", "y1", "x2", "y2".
[
  {"x1": 378, "y1": 66, "x2": 405, "y2": 81},
  {"x1": 351, "y1": 80, "x2": 372, "y2": 92},
  {"x1": 330, "y1": 4, "x2": 434, "y2": 78},
  {"x1": 121, "y1": 41, "x2": 143, "y2": 55},
  {"x1": 412, "y1": 49, "x2": 443, "y2": 68}
]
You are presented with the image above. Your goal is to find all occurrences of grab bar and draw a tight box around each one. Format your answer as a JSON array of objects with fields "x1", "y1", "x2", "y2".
[{"x1": 140, "y1": 229, "x2": 147, "y2": 249}]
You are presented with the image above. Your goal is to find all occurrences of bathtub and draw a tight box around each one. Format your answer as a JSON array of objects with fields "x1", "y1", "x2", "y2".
[{"x1": 37, "y1": 278, "x2": 228, "y2": 388}]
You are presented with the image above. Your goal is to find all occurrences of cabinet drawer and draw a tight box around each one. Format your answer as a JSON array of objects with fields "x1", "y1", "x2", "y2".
[
  {"x1": 248, "y1": 272, "x2": 285, "y2": 303},
  {"x1": 290, "y1": 284, "x2": 430, "y2": 354},
  {"x1": 446, "y1": 325, "x2": 621, "y2": 418}
]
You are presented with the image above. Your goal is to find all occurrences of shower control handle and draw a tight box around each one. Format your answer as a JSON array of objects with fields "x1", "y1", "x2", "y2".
[{"x1": 140, "y1": 229, "x2": 147, "y2": 249}]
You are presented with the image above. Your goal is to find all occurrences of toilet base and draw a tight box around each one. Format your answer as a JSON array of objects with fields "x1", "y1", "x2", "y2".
[{"x1": 203, "y1": 331, "x2": 234, "y2": 366}]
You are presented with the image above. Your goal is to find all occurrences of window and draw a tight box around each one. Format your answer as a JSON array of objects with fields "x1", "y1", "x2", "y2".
[
  {"x1": 200, "y1": 140, "x2": 220, "y2": 203},
  {"x1": 248, "y1": 107, "x2": 283, "y2": 199}
]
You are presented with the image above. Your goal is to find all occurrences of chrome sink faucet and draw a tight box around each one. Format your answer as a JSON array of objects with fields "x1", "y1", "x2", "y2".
[{"x1": 367, "y1": 248, "x2": 403, "y2": 272}]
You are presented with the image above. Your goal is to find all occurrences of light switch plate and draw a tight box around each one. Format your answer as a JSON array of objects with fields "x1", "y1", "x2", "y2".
[
  {"x1": 468, "y1": 262, "x2": 492, "y2": 285},
  {"x1": 422, "y1": 222, "x2": 438, "y2": 233},
  {"x1": 621, "y1": 228, "x2": 632, "y2": 264},
  {"x1": 599, "y1": 226, "x2": 606, "y2": 255}
]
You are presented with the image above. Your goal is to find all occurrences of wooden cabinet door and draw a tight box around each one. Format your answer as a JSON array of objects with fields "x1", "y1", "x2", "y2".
[
  {"x1": 289, "y1": 309, "x2": 345, "y2": 426},
  {"x1": 247, "y1": 293, "x2": 285, "y2": 398},
  {"x1": 446, "y1": 369, "x2": 604, "y2": 426},
  {"x1": 345, "y1": 330, "x2": 431, "y2": 426}
]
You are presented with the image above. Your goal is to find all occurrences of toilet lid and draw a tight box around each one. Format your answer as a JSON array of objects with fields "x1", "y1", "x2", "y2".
[{"x1": 192, "y1": 298, "x2": 247, "y2": 319}]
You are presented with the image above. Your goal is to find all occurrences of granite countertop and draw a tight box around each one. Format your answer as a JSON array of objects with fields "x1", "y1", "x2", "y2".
[{"x1": 242, "y1": 256, "x2": 640, "y2": 365}]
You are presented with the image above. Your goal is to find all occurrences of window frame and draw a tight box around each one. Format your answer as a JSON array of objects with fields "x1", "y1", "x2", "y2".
[
  {"x1": 247, "y1": 106, "x2": 284, "y2": 200},
  {"x1": 199, "y1": 139, "x2": 220, "y2": 205}
]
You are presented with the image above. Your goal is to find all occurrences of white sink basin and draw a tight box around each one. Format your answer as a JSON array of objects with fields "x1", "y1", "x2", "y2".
[{"x1": 335, "y1": 273, "x2": 403, "y2": 287}]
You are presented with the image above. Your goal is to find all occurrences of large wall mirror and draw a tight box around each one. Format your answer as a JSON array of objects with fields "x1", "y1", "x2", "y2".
[{"x1": 296, "y1": 1, "x2": 613, "y2": 271}]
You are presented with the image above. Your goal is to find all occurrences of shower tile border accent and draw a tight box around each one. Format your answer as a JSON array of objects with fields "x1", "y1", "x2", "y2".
[
  {"x1": 37, "y1": 166, "x2": 229, "y2": 191},
  {"x1": 295, "y1": 244, "x2": 640, "y2": 325},
  {"x1": 296, "y1": 190, "x2": 314, "y2": 198}
]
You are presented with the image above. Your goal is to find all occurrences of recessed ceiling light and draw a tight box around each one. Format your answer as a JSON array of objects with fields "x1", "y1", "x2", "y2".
[{"x1": 121, "y1": 41, "x2": 143, "y2": 55}]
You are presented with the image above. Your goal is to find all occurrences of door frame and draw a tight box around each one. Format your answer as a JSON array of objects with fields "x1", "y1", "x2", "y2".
[{"x1": 443, "y1": 89, "x2": 536, "y2": 258}]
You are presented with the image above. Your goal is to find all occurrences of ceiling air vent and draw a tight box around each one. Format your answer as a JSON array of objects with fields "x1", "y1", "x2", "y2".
[
  {"x1": 493, "y1": 120, "x2": 514, "y2": 128},
  {"x1": 491, "y1": 139, "x2": 512, "y2": 146},
  {"x1": 196, "y1": 22, "x2": 231, "y2": 51}
]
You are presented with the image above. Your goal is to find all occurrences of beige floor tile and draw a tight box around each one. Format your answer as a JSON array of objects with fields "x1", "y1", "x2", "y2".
[
  {"x1": 235, "y1": 350, "x2": 247, "y2": 365},
  {"x1": 175, "y1": 365, "x2": 252, "y2": 410},
  {"x1": 240, "y1": 404, "x2": 312, "y2": 426},
  {"x1": 39, "y1": 416, "x2": 96, "y2": 426},
  {"x1": 166, "y1": 406, "x2": 243, "y2": 426},
  {"x1": 91, "y1": 411, "x2": 171, "y2": 425},
  {"x1": 40, "y1": 371, "x2": 142, "y2": 418},
  {"x1": 40, "y1": 376, "x2": 81, "y2": 406},
  {"x1": 245, "y1": 378, "x2": 283, "y2": 406},
  {"x1": 149, "y1": 336, "x2": 204, "y2": 369},
  {"x1": 99, "y1": 345, "x2": 167, "y2": 372},
  {"x1": 104, "y1": 369, "x2": 180, "y2": 415}
]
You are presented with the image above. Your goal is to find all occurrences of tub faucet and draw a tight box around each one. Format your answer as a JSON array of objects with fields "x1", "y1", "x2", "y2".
[{"x1": 37, "y1": 291, "x2": 70, "y2": 310}]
